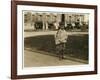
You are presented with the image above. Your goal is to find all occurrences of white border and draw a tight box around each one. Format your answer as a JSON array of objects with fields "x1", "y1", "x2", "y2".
[{"x1": 17, "y1": 5, "x2": 94, "y2": 75}]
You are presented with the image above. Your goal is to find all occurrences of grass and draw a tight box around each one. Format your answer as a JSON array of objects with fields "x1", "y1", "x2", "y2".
[{"x1": 24, "y1": 34, "x2": 88, "y2": 61}]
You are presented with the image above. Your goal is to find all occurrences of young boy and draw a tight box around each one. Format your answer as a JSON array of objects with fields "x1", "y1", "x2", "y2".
[{"x1": 55, "y1": 23, "x2": 68, "y2": 60}]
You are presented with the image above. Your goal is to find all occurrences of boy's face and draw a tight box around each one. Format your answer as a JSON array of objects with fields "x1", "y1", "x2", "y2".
[{"x1": 60, "y1": 25, "x2": 64, "y2": 29}]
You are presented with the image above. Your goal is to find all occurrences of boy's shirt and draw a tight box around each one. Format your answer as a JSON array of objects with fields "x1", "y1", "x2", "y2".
[{"x1": 55, "y1": 29, "x2": 68, "y2": 45}]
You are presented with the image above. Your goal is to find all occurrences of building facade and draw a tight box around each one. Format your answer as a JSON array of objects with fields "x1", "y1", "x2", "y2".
[{"x1": 24, "y1": 11, "x2": 89, "y2": 31}]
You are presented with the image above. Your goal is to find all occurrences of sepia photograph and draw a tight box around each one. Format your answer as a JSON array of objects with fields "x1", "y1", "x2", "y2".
[
  {"x1": 24, "y1": 11, "x2": 89, "y2": 67},
  {"x1": 11, "y1": 1, "x2": 97, "y2": 79}
]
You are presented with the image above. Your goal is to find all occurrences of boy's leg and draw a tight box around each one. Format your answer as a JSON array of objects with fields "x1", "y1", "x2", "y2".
[
  {"x1": 58, "y1": 43, "x2": 64, "y2": 60},
  {"x1": 61, "y1": 43, "x2": 66, "y2": 59},
  {"x1": 57, "y1": 44, "x2": 63, "y2": 60},
  {"x1": 56, "y1": 44, "x2": 61, "y2": 59}
]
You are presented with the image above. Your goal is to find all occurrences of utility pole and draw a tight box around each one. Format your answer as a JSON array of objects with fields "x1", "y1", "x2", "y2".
[
  {"x1": 61, "y1": 14, "x2": 65, "y2": 22},
  {"x1": 61, "y1": 14, "x2": 65, "y2": 26}
]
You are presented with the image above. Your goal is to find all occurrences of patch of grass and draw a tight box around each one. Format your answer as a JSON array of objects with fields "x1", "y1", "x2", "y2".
[{"x1": 24, "y1": 34, "x2": 88, "y2": 60}]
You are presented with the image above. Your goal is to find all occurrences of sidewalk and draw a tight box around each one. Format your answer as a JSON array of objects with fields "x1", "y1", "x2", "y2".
[
  {"x1": 24, "y1": 49, "x2": 85, "y2": 67},
  {"x1": 24, "y1": 30, "x2": 88, "y2": 38}
]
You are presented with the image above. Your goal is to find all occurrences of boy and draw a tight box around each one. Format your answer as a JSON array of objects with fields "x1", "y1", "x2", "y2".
[{"x1": 55, "y1": 23, "x2": 68, "y2": 60}]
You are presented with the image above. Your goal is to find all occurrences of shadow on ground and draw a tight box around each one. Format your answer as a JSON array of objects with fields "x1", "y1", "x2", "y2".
[{"x1": 24, "y1": 34, "x2": 88, "y2": 61}]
